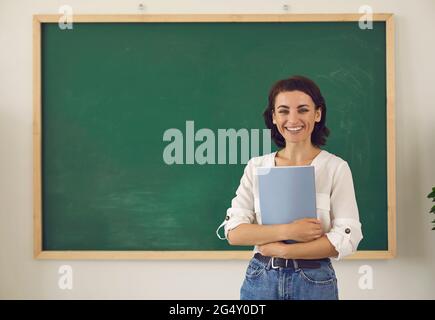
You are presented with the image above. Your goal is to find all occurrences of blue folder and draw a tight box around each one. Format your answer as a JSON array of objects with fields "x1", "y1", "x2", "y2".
[{"x1": 257, "y1": 166, "x2": 317, "y2": 242}]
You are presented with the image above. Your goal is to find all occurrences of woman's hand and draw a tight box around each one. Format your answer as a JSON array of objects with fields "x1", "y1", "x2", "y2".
[
  {"x1": 258, "y1": 242, "x2": 288, "y2": 258},
  {"x1": 284, "y1": 218, "x2": 324, "y2": 242}
]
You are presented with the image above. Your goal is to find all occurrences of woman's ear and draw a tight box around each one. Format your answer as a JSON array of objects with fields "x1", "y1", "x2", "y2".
[
  {"x1": 315, "y1": 107, "x2": 322, "y2": 123},
  {"x1": 272, "y1": 110, "x2": 277, "y2": 124}
]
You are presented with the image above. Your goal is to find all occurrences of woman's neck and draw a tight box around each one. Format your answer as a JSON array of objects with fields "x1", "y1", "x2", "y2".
[{"x1": 277, "y1": 142, "x2": 321, "y2": 166}]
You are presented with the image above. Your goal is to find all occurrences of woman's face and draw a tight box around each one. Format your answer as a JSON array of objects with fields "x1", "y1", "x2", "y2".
[{"x1": 272, "y1": 90, "x2": 322, "y2": 146}]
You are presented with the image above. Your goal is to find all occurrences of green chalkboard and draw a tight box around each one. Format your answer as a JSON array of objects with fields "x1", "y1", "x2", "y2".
[{"x1": 38, "y1": 17, "x2": 393, "y2": 256}]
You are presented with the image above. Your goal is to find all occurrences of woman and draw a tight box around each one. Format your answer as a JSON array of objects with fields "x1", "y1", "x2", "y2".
[{"x1": 217, "y1": 75, "x2": 363, "y2": 300}]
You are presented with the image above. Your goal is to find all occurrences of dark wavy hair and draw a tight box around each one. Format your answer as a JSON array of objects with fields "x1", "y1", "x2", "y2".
[{"x1": 263, "y1": 75, "x2": 330, "y2": 148}]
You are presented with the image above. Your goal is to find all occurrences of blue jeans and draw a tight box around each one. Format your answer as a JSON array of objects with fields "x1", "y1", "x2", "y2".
[{"x1": 240, "y1": 256, "x2": 339, "y2": 300}]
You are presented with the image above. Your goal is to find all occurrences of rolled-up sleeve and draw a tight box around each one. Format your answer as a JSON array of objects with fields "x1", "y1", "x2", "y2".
[
  {"x1": 325, "y1": 161, "x2": 363, "y2": 260},
  {"x1": 217, "y1": 160, "x2": 257, "y2": 240}
]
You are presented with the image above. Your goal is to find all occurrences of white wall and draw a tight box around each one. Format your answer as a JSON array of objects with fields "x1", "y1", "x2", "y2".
[{"x1": 1, "y1": 0, "x2": 434, "y2": 300}]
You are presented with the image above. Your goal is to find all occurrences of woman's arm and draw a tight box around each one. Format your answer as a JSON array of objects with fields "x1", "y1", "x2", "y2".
[
  {"x1": 228, "y1": 223, "x2": 289, "y2": 246},
  {"x1": 258, "y1": 236, "x2": 338, "y2": 260},
  {"x1": 228, "y1": 219, "x2": 323, "y2": 246}
]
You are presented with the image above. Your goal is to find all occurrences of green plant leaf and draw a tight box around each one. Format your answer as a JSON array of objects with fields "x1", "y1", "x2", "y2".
[
  {"x1": 431, "y1": 206, "x2": 435, "y2": 213},
  {"x1": 432, "y1": 226, "x2": 435, "y2": 230},
  {"x1": 428, "y1": 190, "x2": 435, "y2": 198}
]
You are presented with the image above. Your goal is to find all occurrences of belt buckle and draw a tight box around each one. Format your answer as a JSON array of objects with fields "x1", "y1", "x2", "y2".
[
  {"x1": 271, "y1": 257, "x2": 279, "y2": 269},
  {"x1": 271, "y1": 257, "x2": 289, "y2": 269}
]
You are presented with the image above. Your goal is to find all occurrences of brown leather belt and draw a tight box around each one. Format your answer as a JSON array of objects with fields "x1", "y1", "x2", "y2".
[{"x1": 254, "y1": 253, "x2": 329, "y2": 269}]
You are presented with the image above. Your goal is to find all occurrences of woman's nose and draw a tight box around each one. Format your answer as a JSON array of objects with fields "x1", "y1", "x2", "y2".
[{"x1": 288, "y1": 110, "x2": 299, "y2": 123}]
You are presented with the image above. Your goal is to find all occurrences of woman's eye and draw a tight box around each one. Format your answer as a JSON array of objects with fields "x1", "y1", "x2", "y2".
[{"x1": 277, "y1": 109, "x2": 308, "y2": 114}]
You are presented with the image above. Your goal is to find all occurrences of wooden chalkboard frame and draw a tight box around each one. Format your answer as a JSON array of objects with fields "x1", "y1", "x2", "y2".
[{"x1": 33, "y1": 14, "x2": 396, "y2": 260}]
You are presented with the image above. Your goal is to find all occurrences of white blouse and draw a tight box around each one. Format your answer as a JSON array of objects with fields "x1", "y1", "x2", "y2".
[{"x1": 216, "y1": 150, "x2": 363, "y2": 260}]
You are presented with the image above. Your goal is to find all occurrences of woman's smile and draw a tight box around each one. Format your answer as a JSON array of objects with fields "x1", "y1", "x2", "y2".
[{"x1": 284, "y1": 125, "x2": 305, "y2": 134}]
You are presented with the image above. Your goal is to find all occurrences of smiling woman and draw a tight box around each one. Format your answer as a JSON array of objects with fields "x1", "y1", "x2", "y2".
[
  {"x1": 217, "y1": 75, "x2": 363, "y2": 300},
  {"x1": 264, "y1": 76, "x2": 330, "y2": 150}
]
